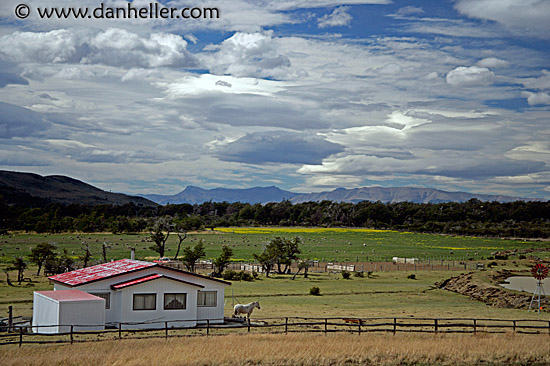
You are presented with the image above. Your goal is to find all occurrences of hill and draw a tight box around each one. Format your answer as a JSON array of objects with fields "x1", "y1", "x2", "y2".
[{"x1": 0, "y1": 170, "x2": 157, "y2": 207}]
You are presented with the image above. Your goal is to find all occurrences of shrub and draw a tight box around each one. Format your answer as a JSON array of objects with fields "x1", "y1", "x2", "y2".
[
  {"x1": 353, "y1": 271, "x2": 364, "y2": 278},
  {"x1": 341, "y1": 271, "x2": 351, "y2": 279},
  {"x1": 407, "y1": 274, "x2": 416, "y2": 280},
  {"x1": 222, "y1": 270, "x2": 254, "y2": 281},
  {"x1": 309, "y1": 286, "x2": 321, "y2": 296}
]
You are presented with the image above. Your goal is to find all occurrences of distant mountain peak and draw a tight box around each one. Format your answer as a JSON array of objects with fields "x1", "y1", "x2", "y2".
[{"x1": 142, "y1": 185, "x2": 534, "y2": 205}]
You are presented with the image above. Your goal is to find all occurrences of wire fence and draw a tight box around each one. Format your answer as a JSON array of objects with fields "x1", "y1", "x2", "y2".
[{"x1": 2, "y1": 316, "x2": 549, "y2": 347}]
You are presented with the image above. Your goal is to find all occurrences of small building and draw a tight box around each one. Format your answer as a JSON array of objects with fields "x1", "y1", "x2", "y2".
[
  {"x1": 32, "y1": 290, "x2": 106, "y2": 334},
  {"x1": 39, "y1": 259, "x2": 230, "y2": 330}
]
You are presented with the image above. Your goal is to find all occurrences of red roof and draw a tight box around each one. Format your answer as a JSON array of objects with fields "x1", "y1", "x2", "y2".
[
  {"x1": 111, "y1": 274, "x2": 204, "y2": 290},
  {"x1": 35, "y1": 290, "x2": 104, "y2": 302},
  {"x1": 49, "y1": 259, "x2": 156, "y2": 286}
]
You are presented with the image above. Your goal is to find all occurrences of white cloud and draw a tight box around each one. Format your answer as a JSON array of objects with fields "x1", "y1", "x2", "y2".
[
  {"x1": 517, "y1": 70, "x2": 550, "y2": 90},
  {"x1": 454, "y1": 0, "x2": 550, "y2": 39},
  {"x1": 394, "y1": 6, "x2": 424, "y2": 17},
  {"x1": 476, "y1": 57, "x2": 509, "y2": 68},
  {"x1": 0, "y1": 28, "x2": 197, "y2": 69},
  {"x1": 318, "y1": 6, "x2": 353, "y2": 28},
  {"x1": 202, "y1": 31, "x2": 291, "y2": 78},
  {"x1": 446, "y1": 66, "x2": 494, "y2": 87},
  {"x1": 521, "y1": 91, "x2": 550, "y2": 106}
]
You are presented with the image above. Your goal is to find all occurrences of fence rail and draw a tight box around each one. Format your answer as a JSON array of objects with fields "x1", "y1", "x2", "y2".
[{"x1": 1, "y1": 316, "x2": 549, "y2": 347}]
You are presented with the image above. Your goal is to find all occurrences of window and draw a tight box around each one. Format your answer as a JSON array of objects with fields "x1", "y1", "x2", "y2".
[
  {"x1": 164, "y1": 293, "x2": 187, "y2": 310},
  {"x1": 90, "y1": 292, "x2": 110, "y2": 309},
  {"x1": 133, "y1": 294, "x2": 156, "y2": 310},
  {"x1": 197, "y1": 291, "x2": 217, "y2": 307}
]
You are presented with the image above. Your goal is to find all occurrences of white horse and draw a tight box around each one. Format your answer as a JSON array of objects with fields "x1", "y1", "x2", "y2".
[{"x1": 233, "y1": 301, "x2": 260, "y2": 319}]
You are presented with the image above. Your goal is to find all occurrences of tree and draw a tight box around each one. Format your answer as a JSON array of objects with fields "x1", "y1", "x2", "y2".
[
  {"x1": 45, "y1": 249, "x2": 75, "y2": 275},
  {"x1": 253, "y1": 236, "x2": 302, "y2": 277},
  {"x1": 101, "y1": 242, "x2": 111, "y2": 262},
  {"x1": 212, "y1": 245, "x2": 233, "y2": 277},
  {"x1": 292, "y1": 260, "x2": 310, "y2": 280},
  {"x1": 181, "y1": 240, "x2": 206, "y2": 273},
  {"x1": 149, "y1": 221, "x2": 172, "y2": 258},
  {"x1": 8, "y1": 257, "x2": 27, "y2": 284},
  {"x1": 80, "y1": 241, "x2": 92, "y2": 267},
  {"x1": 173, "y1": 231, "x2": 187, "y2": 260},
  {"x1": 253, "y1": 250, "x2": 276, "y2": 277},
  {"x1": 268, "y1": 237, "x2": 302, "y2": 274},
  {"x1": 29, "y1": 242, "x2": 57, "y2": 275}
]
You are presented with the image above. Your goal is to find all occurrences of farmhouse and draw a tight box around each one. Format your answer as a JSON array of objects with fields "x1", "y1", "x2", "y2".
[{"x1": 33, "y1": 259, "x2": 230, "y2": 331}]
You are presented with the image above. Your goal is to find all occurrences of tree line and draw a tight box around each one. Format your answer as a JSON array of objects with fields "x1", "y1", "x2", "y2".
[{"x1": 1, "y1": 198, "x2": 549, "y2": 238}]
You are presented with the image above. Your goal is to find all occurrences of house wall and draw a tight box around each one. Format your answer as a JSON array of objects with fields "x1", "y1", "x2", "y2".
[
  {"x1": 115, "y1": 278, "x2": 199, "y2": 329},
  {"x1": 58, "y1": 300, "x2": 105, "y2": 333},
  {"x1": 32, "y1": 293, "x2": 60, "y2": 334},
  {"x1": 197, "y1": 282, "x2": 226, "y2": 324}
]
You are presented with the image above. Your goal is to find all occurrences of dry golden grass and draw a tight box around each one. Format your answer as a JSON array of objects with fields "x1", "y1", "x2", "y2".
[{"x1": 1, "y1": 332, "x2": 550, "y2": 366}]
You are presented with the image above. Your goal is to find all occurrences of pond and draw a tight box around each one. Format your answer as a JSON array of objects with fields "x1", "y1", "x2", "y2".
[{"x1": 500, "y1": 276, "x2": 550, "y2": 294}]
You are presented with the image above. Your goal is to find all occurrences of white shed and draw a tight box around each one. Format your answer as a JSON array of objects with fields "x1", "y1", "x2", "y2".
[{"x1": 32, "y1": 290, "x2": 105, "y2": 334}]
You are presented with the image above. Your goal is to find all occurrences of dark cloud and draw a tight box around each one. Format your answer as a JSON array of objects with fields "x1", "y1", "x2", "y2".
[
  {"x1": 0, "y1": 102, "x2": 50, "y2": 139},
  {"x1": 0, "y1": 72, "x2": 28, "y2": 87},
  {"x1": 217, "y1": 131, "x2": 344, "y2": 165}
]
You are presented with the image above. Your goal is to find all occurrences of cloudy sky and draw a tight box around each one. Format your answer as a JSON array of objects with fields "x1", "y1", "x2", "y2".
[{"x1": 0, "y1": 0, "x2": 549, "y2": 199}]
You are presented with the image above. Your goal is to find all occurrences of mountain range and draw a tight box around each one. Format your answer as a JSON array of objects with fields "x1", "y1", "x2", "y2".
[
  {"x1": 143, "y1": 185, "x2": 533, "y2": 205},
  {"x1": 0, "y1": 170, "x2": 537, "y2": 207}
]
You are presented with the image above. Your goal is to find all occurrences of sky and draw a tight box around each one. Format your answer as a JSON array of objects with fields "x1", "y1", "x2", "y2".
[{"x1": 0, "y1": 0, "x2": 549, "y2": 199}]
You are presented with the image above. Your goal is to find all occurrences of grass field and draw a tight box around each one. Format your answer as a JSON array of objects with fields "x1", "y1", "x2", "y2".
[
  {"x1": 2, "y1": 333, "x2": 550, "y2": 366},
  {"x1": 1, "y1": 228, "x2": 550, "y2": 365},
  {"x1": 1, "y1": 228, "x2": 548, "y2": 266},
  {"x1": 1, "y1": 228, "x2": 549, "y2": 320}
]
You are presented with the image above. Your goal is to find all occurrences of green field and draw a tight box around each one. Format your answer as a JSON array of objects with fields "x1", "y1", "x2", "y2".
[
  {"x1": 1, "y1": 228, "x2": 548, "y2": 321},
  {"x1": 1, "y1": 228, "x2": 548, "y2": 265}
]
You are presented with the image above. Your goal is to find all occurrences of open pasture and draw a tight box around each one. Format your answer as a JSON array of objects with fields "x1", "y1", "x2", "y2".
[
  {"x1": 2, "y1": 332, "x2": 550, "y2": 366},
  {"x1": 1, "y1": 228, "x2": 547, "y2": 266}
]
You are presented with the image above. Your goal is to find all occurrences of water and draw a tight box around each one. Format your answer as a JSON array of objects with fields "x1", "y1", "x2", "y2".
[{"x1": 500, "y1": 276, "x2": 550, "y2": 294}]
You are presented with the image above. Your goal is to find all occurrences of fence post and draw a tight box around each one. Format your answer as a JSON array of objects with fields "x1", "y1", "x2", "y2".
[
  {"x1": 8, "y1": 306, "x2": 13, "y2": 333},
  {"x1": 358, "y1": 320, "x2": 361, "y2": 336},
  {"x1": 19, "y1": 327, "x2": 23, "y2": 347},
  {"x1": 285, "y1": 317, "x2": 288, "y2": 334},
  {"x1": 207, "y1": 319, "x2": 210, "y2": 336},
  {"x1": 393, "y1": 318, "x2": 396, "y2": 335},
  {"x1": 513, "y1": 320, "x2": 516, "y2": 333},
  {"x1": 324, "y1": 318, "x2": 328, "y2": 335},
  {"x1": 248, "y1": 319, "x2": 251, "y2": 333},
  {"x1": 118, "y1": 323, "x2": 122, "y2": 340},
  {"x1": 165, "y1": 321, "x2": 168, "y2": 339},
  {"x1": 70, "y1": 325, "x2": 74, "y2": 344},
  {"x1": 434, "y1": 319, "x2": 438, "y2": 334},
  {"x1": 473, "y1": 319, "x2": 477, "y2": 334}
]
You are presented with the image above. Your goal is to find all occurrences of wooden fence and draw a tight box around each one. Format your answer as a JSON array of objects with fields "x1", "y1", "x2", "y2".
[{"x1": 2, "y1": 317, "x2": 549, "y2": 347}]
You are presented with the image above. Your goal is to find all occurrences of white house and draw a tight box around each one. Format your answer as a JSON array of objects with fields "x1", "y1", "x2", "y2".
[
  {"x1": 44, "y1": 259, "x2": 230, "y2": 329},
  {"x1": 32, "y1": 290, "x2": 106, "y2": 334}
]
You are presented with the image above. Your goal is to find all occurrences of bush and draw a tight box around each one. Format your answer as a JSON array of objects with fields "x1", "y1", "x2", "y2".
[
  {"x1": 353, "y1": 271, "x2": 364, "y2": 278},
  {"x1": 341, "y1": 270, "x2": 351, "y2": 279},
  {"x1": 407, "y1": 274, "x2": 416, "y2": 280},
  {"x1": 309, "y1": 286, "x2": 321, "y2": 296},
  {"x1": 222, "y1": 270, "x2": 254, "y2": 281}
]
